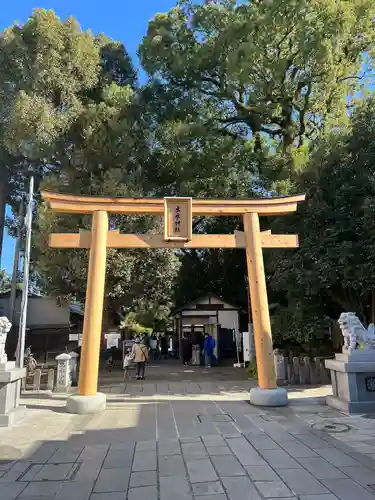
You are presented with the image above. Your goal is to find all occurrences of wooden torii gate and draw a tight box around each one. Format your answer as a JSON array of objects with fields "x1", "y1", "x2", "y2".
[{"x1": 42, "y1": 191, "x2": 305, "y2": 413}]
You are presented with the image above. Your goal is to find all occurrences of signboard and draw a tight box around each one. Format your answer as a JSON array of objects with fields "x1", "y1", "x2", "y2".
[
  {"x1": 105, "y1": 333, "x2": 121, "y2": 349},
  {"x1": 123, "y1": 340, "x2": 135, "y2": 349},
  {"x1": 164, "y1": 197, "x2": 192, "y2": 241},
  {"x1": 69, "y1": 333, "x2": 83, "y2": 346}
]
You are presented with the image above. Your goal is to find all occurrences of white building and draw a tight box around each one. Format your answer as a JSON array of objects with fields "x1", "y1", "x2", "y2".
[{"x1": 174, "y1": 294, "x2": 244, "y2": 361}]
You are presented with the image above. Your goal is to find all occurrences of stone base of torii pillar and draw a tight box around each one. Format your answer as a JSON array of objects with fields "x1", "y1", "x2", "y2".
[
  {"x1": 249, "y1": 387, "x2": 288, "y2": 407},
  {"x1": 67, "y1": 392, "x2": 106, "y2": 414}
]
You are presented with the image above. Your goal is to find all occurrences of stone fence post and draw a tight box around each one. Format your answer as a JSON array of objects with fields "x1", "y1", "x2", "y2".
[
  {"x1": 273, "y1": 349, "x2": 286, "y2": 386},
  {"x1": 32, "y1": 368, "x2": 41, "y2": 390},
  {"x1": 55, "y1": 353, "x2": 72, "y2": 392},
  {"x1": 47, "y1": 369, "x2": 55, "y2": 391},
  {"x1": 68, "y1": 351, "x2": 79, "y2": 387}
]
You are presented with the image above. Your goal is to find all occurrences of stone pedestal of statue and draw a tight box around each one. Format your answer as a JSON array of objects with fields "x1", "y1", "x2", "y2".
[
  {"x1": 326, "y1": 312, "x2": 375, "y2": 414},
  {"x1": 0, "y1": 317, "x2": 27, "y2": 426},
  {"x1": 0, "y1": 362, "x2": 27, "y2": 426},
  {"x1": 326, "y1": 350, "x2": 375, "y2": 414}
]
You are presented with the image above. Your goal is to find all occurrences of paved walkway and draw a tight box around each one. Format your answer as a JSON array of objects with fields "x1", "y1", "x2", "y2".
[{"x1": 1, "y1": 364, "x2": 375, "y2": 500}]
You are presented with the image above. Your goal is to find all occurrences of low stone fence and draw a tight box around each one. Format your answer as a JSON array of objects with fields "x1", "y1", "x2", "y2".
[
  {"x1": 22, "y1": 351, "x2": 79, "y2": 392},
  {"x1": 22, "y1": 366, "x2": 56, "y2": 391},
  {"x1": 274, "y1": 350, "x2": 332, "y2": 386}
]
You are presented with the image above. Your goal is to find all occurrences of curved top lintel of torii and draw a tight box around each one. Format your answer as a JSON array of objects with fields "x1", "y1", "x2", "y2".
[{"x1": 41, "y1": 192, "x2": 306, "y2": 217}]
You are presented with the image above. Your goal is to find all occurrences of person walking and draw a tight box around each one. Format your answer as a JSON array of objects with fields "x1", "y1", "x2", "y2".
[
  {"x1": 203, "y1": 333, "x2": 215, "y2": 368},
  {"x1": 182, "y1": 333, "x2": 192, "y2": 366},
  {"x1": 123, "y1": 347, "x2": 133, "y2": 381},
  {"x1": 132, "y1": 337, "x2": 149, "y2": 380}
]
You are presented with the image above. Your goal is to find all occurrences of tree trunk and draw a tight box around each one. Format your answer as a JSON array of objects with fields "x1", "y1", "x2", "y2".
[
  {"x1": 281, "y1": 101, "x2": 294, "y2": 155},
  {"x1": 0, "y1": 165, "x2": 9, "y2": 265}
]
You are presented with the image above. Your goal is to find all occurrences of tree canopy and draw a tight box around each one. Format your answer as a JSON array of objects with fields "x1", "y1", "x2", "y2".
[
  {"x1": 0, "y1": 9, "x2": 100, "y2": 260},
  {"x1": 1, "y1": 3, "x2": 375, "y2": 343},
  {"x1": 270, "y1": 98, "x2": 375, "y2": 333},
  {"x1": 0, "y1": 9, "x2": 180, "y2": 329},
  {"x1": 140, "y1": 0, "x2": 374, "y2": 157},
  {"x1": 0, "y1": 269, "x2": 11, "y2": 294}
]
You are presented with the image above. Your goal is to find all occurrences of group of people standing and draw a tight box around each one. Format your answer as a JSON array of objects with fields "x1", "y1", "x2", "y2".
[
  {"x1": 181, "y1": 332, "x2": 216, "y2": 368},
  {"x1": 122, "y1": 332, "x2": 216, "y2": 381}
]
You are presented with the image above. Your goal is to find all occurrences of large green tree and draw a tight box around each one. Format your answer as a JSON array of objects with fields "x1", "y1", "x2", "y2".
[
  {"x1": 139, "y1": 0, "x2": 375, "y2": 329},
  {"x1": 270, "y1": 98, "x2": 375, "y2": 342},
  {"x1": 0, "y1": 9, "x2": 180, "y2": 329},
  {"x1": 140, "y1": 0, "x2": 374, "y2": 160},
  {"x1": 34, "y1": 42, "x2": 181, "y2": 328},
  {"x1": 0, "y1": 10, "x2": 137, "y2": 261},
  {"x1": 0, "y1": 9, "x2": 102, "y2": 260},
  {"x1": 3, "y1": 5, "x2": 374, "y2": 343}
]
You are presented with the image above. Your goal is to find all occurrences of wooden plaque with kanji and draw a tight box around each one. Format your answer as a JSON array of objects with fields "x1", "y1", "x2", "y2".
[{"x1": 164, "y1": 197, "x2": 192, "y2": 241}]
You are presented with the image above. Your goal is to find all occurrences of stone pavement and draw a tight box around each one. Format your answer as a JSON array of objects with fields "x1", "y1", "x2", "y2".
[{"x1": 1, "y1": 365, "x2": 375, "y2": 499}]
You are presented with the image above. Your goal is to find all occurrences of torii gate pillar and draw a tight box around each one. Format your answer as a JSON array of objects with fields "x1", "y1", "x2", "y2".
[
  {"x1": 67, "y1": 211, "x2": 108, "y2": 414},
  {"x1": 244, "y1": 213, "x2": 287, "y2": 406}
]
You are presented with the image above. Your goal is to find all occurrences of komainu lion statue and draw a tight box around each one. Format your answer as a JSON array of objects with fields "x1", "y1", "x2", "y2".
[
  {"x1": 338, "y1": 312, "x2": 375, "y2": 352},
  {"x1": 0, "y1": 316, "x2": 12, "y2": 364}
]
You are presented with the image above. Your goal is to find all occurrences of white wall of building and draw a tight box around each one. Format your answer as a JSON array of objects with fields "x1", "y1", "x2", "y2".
[
  {"x1": 218, "y1": 309, "x2": 239, "y2": 332},
  {"x1": 0, "y1": 297, "x2": 70, "y2": 328},
  {"x1": 177, "y1": 296, "x2": 240, "y2": 331},
  {"x1": 176, "y1": 295, "x2": 241, "y2": 360}
]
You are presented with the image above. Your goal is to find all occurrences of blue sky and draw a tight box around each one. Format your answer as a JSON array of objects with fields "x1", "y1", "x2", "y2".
[{"x1": 0, "y1": 0, "x2": 178, "y2": 272}]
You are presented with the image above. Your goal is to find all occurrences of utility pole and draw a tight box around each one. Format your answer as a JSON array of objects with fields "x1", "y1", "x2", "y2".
[
  {"x1": 9, "y1": 199, "x2": 24, "y2": 329},
  {"x1": 16, "y1": 177, "x2": 34, "y2": 370}
]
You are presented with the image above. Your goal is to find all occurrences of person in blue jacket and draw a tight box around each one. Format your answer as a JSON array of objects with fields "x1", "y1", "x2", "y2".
[{"x1": 203, "y1": 333, "x2": 216, "y2": 368}]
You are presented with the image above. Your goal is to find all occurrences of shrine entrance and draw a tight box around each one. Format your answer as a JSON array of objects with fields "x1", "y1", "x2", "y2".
[{"x1": 42, "y1": 192, "x2": 305, "y2": 414}]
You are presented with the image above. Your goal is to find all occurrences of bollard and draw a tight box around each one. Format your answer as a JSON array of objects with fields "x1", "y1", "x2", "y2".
[
  {"x1": 314, "y1": 357, "x2": 322, "y2": 384},
  {"x1": 304, "y1": 357, "x2": 313, "y2": 385},
  {"x1": 55, "y1": 353, "x2": 72, "y2": 392},
  {"x1": 47, "y1": 368, "x2": 55, "y2": 390},
  {"x1": 292, "y1": 357, "x2": 300, "y2": 385},
  {"x1": 273, "y1": 349, "x2": 286, "y2": 386},
  {"x1": 68, "y1": 352, "x2": 79, "y2": 387}
]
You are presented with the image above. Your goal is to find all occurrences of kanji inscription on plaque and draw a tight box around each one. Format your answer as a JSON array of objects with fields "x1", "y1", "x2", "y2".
[{"x1": 164, "y1": 197, "x2": 192, "y2": 241}]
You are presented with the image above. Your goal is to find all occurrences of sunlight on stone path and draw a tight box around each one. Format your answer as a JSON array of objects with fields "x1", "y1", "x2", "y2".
[{"x1": 1, "y1": 380, "x2": 375, "y2": 500}]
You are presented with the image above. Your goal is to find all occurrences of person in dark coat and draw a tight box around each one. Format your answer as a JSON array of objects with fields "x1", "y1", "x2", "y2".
[
  {"x1": 160, "y1": 334, "x2": 168, "y2": 359},
  {"x1": 191, "y1": 330, "x2": 201, "y2": 365},
  {"x1": 182, "y1": 333, "x2": 192, "y2": 366}
]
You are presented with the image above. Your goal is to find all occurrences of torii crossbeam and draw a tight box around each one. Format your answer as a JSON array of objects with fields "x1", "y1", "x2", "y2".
[{"x1": 42, "y1": 191, "x2": 305, "y2": 413}]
